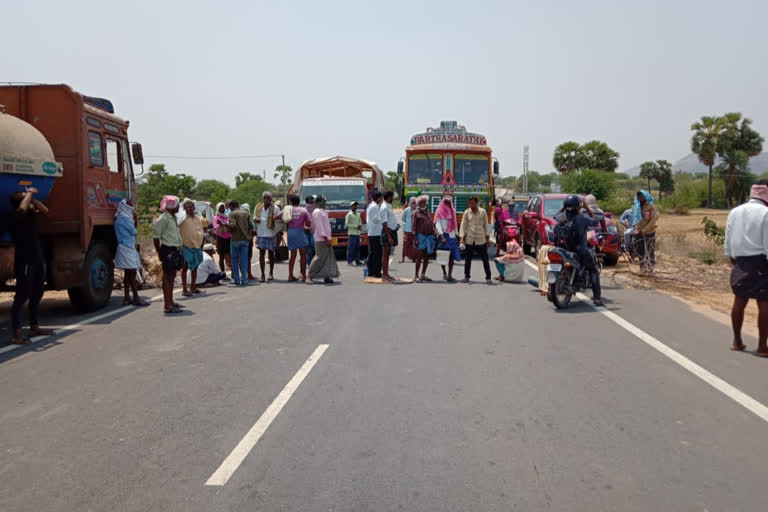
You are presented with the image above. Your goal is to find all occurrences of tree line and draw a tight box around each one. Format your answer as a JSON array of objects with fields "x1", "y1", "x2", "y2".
[{"x1": 135, "y1": 164, "x2": 291, "y2": 224}]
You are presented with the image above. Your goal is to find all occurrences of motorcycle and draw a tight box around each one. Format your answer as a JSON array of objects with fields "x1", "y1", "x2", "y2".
[
  {"x1": 495, "y1": 218, "x2": 521, "y2": 255},
  {"x1": 546, "y1": 246, "x2": 601, "y2": 309}
]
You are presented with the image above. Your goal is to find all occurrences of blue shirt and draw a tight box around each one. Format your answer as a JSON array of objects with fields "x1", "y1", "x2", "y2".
[
  {"x1": 402, "y1": 206, "x2": 413, "y2": 233},
  {"x1": 115, "y1": 214, "x2": 137, "y2": 248},
  {"x1": 619, "y1": 208, "x2": 634, "y2": 227}
]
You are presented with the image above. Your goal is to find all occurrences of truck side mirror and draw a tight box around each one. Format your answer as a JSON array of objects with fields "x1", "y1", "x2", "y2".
[
  {"x1": 131, "y1": 142, "x2": 145, "y2": 165},
  {"x1": 397, "y1": 160, "x2": 404, "y2": 175},
  {"x1": 493, "y1": 160, "x2": 500, "y2": 176}
]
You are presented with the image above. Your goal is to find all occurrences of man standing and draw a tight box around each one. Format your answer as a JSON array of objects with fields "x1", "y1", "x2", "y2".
[
  {"x1": 153, "y1": 196, "x2": 185, "y2": 314},
  {"x1": 411, "y1": 195, "x2": 436, "y2": 283},
  {"x1": 634, "y1": 190, "x2": 658, "y2": 273},
  {"x1": 308, "y1": 195, "x2": 340, "y2": 284},
  {"x1": 380, "y1": 190, "x2": 398, "y2": 281},
  {"x1": 212, "y1": 202, "x2": 231, "y2": 274},
  {"x1": 254, "y1": 191, "x2": 281, "y2": 282},
  {"x1": 225, "y1": 200, "x2": 252, "y2": 286},
  {"x1": 460, "y1": 196, "x2": 492, "y2": 285},
  {"x1": 179, "y1": 198, "x2": 205, "y2": 297},
  {"x1": 345, "y1": 201, "x2": 363, "y2": 266},
  {"x1": 724, "y1": 182, "x2": 768, "y2": 357},
  {"x1": 305, "y1": 195, "x2": 316, "y2": 264},
  {"x1": 187, "y1": 244, "x2": 227, "y2": 287},
  {"x1": 366, "y1": 191, "x2": 384, "y2": 278},
  {"x1": 9, "y1": 187, "x2": 55, "y2": 344}
]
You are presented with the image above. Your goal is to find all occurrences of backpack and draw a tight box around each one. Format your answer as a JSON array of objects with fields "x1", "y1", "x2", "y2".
[{"x1": 553, "y1": 215, "x2": 580, "y2": 251}]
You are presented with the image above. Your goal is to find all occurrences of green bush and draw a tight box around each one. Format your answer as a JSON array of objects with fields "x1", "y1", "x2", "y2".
[
  {"x1": 561, "y1": 169, "x2": 616, "y2": 201},
  {"x1": 600, "y1": 196, "x2": 633, "y2": 216}
]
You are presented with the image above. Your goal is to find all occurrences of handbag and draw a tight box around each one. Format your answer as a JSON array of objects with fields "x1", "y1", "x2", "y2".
[{"x1": 275, "y1": 235, "x2": 289, "y2": 262}]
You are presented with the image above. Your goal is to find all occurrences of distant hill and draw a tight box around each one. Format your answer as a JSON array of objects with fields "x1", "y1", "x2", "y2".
[{"x1": 625, "y1": 153, "x2": 768, "y2": 177}]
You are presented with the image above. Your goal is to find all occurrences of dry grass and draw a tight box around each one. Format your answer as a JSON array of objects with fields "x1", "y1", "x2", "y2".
[{"x1": 609, "y1": 208, "x2": 758, "y2": 322}]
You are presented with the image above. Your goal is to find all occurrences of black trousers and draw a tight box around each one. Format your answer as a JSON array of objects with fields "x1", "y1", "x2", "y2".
[
  {"x1": 11, "y1": 262, "x2": 45, "y2": 330},
  {"x1": 464, "y1": 243, "x2": 492, "y2": 280},
  {"x1": 578, "y1": 250, "x2": 601, "y2": 300},
  {"x1": 368, "y1": 235, "x2": 382, "y2": 278}
]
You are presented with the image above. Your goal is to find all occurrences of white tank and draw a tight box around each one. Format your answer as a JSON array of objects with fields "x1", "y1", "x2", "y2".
[{"x1": 0, "y1": 110, "x2": 62, "y2": 177}]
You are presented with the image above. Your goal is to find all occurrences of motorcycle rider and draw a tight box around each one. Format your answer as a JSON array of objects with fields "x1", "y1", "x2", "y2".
[{"x1": 554, "y1": 195, "x2": 604, "y2": 306}]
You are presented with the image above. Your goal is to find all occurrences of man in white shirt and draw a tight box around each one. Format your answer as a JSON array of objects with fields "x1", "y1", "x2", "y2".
[
  {"x1": 187, "y1": 244, "x2": 226, "y2": 286},
  {"x1": 366, "y1": 191, "x2": 384, "y2": 278},
  {"x1": 380, "y1": 190, "x2": 398, "y2": 281},
  {"x1": 724, "y1": 181, "x2": 768, "y2": 356}
]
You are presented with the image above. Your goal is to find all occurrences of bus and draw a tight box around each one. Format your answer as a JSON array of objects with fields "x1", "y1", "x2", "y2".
[{"x1": 397, "y1": 121, "x2": 498, "y2": 222}]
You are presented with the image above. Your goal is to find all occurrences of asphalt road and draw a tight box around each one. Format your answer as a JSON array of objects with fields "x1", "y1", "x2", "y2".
[{"x1": 1, "y1": 254, "x2": 767, "y2": 512}]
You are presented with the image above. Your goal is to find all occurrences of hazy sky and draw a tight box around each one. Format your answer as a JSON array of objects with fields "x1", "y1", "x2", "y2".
[{"x1": 4, "y1": 0, "x2": 767, "y2": 185}]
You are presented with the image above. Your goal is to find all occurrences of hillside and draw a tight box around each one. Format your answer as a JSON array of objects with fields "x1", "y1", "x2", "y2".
[{"x1": 625, "y1": 152, "x2": 768, "y2": 177}]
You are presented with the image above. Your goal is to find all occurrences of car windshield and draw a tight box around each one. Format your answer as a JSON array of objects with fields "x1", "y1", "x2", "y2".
[
  {"x1": 543, "y1": 199, "x2": 564, "y2": 218},
  {"x1": 407, "y1": 154, "x2": 443, "y2": 184},
  {"x1": 454, "y1": 154, "x2": 489, "y2": 185},
  {"x1": 300, "y1": 184, "x2": 367, "y2": 210}
]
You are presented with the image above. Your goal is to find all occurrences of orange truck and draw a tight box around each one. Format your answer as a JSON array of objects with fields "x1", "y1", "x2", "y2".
[
  {"x1": 289, "y1": 157, "x2": 385, "y2": 250},
  {"x1": 0, "y1": 84, "x2": 144, "y2": 310}
]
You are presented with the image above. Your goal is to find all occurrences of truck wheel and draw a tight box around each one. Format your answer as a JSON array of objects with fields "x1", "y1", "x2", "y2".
[
  {"x1": 603, "y1": 253, "x2": 619, "y2": 266},
  {"x1": 68, "y1": 243, "x2": 114, "y2": 312}
]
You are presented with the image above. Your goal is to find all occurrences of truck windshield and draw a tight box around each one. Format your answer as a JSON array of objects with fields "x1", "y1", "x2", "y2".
[
  {"x1": 454, "y1": 154, "x2": 489, "y2": 185},
  {"x1": 300, "y1": 184, "x2": 367, "y2": 211},
  {"x1": 407, "y1": 154, "x2": 443, "y2": 184}
]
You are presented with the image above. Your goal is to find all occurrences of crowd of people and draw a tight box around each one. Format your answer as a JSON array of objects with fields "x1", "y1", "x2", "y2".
[{"x1": 14, "y1": 181, "x2": 767, "y2": 359}]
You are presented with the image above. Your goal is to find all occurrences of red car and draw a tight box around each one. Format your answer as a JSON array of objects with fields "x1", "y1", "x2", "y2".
[{"x1": 520, "y1": 193, "x2": 620, "y2": 265}]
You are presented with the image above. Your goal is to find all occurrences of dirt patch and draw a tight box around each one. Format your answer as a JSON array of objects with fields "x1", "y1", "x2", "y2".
[{"x1": 607, "y1": 208, "x2": 756, "y2": 327}]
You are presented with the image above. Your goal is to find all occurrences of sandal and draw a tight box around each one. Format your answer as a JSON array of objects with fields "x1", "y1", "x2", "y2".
[
  {"x1": 164, "y1": 306, "x2": 183, "y2": 314},
  {"x1": 173, "y1": 303, "x2": 187, "y2": 309},
  {"x1": 133, "y1": 299, "x2": 151, "y2": 307},
  {"x1": 192, "y1": 289, "x2": 205, "y2": 294},
  {"x1": 182, "y1": 291, "x2": 193, "y2": 297},
  {"x1": 421, "y1": 276, "x2": 432, "y2": 282},
  {"x1": 288, "y1": 276, "x2": 299, "y2": 282},
  {"x1": 29, "y1": 327, "x2": 55, "y2": 336},
  {"x1": 11, "y1": 331, "x2": 31, "y2": 345}
]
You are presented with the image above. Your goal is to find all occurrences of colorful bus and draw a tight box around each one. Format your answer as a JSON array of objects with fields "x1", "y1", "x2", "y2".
[{"x1": 397, "y1": 121, "x2": 498, "y2": 222}]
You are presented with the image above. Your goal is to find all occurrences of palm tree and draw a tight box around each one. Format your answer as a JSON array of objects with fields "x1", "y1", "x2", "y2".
[
  {"x1": 552, "y1": 141, "x2": 582, "y2": 173},
  {"x1": 691, "y1": 116, "x2": 722, "y2": 208}
]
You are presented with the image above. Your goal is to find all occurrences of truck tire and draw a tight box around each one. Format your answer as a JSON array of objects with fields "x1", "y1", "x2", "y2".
[
  {"x1": 603, "y1": 253, "x2": 619, "y2": 266},
  {"x1": 68, "y1": 243, "x2": 114, "y2": 312}
]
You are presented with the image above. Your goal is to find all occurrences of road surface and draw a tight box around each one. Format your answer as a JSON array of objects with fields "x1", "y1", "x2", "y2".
[{"x1": 1, "y1": 255, "x2": 766, "y2": 511}]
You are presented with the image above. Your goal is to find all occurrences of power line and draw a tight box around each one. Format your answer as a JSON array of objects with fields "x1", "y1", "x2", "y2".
[{"x1": 144, "y1": 154, "x2": 284, "y2": 160}]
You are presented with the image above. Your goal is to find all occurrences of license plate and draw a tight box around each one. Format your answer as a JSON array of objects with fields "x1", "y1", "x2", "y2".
[{"x1": 547, "y1": 264, "x2": 562, "y2": 272}]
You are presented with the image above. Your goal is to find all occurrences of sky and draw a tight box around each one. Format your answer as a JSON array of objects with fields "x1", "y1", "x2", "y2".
[{"x1": 3, "y1": 0, "x2": 767, "y2": 185}]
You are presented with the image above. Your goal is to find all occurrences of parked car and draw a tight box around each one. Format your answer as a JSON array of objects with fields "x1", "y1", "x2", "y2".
[{"x1": 520, "y1": 193, "x2": 620, "y2": 265}]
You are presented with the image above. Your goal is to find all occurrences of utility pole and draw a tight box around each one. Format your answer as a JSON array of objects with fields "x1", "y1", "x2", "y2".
[{"x1": 523, "y1": 145, "x2": 529, "y2": 194}]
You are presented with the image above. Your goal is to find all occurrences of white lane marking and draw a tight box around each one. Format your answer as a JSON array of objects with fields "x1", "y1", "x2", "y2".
[
  {"x1": 205, "y1": 344, "x2": 329, "y2": 486},
  {"x1": 525, "y1": 259, "x2": 768, "y2": 423},
  {"x1": 0, "y1": 289, "x2": 176, "y2": 356}
]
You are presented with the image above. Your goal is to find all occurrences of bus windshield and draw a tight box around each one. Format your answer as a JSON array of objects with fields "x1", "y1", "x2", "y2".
[
  {"x1": 300, "y1": 183, "x2": 367, "y2": 211},
  {"x1": 454, "y1": 154, "x2": 490, "y2": 185},
  {"x1": 407, "y1": 154, "x2": 443, "y2": 184}
]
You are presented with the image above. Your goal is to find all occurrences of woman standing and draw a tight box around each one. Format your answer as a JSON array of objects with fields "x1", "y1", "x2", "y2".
[
  {"x1": 494, "y1": 198, "x2": 511, "y2": 256},
  {"x1": 212, "y1": 202, "x2": 231, "y2": 274},
  {"x1": 284, "y1": 194, "x2": 312, "y2": 282},
  {"x1": 434, "y1": 196, "x2": 460, "y2": 282},
  {"x1": 308, "y1": 195, "x2": 340, "y2": 284},
  {"x1": 114, "y1": 199, "x2": 149, "y2": 306},
  {"x1": 400, "y1": 197, "x2": 418, "y2": 263}
]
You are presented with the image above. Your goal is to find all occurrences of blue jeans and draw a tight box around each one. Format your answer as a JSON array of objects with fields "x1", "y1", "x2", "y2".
[
  {"x1": 347, "y1": 235, "x2": 361, "y2": 264},
  {"x1": 230, "y1": 240, "x2": 250, "y2": 285}
]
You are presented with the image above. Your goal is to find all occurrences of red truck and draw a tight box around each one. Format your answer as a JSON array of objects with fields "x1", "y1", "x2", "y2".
[
  {"x1": 0, "y1": 84, "x2": 144, "y2": 310},
  {"x1": 289, "y1": 157, "x2": 385, "y2": 251}
]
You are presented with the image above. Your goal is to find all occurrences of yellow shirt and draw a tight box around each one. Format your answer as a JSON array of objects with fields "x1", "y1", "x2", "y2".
[
  {"x1": 459, "y1": 207, "x2": 489, "y2": 246},
  {"x1": 180, "y1": 215, "x2": 204, "y2": 248}
]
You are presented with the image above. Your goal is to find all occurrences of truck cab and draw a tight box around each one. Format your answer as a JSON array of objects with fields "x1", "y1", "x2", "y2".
[{"x1": 0, "y1": 84, "x2": 143, "y2": 310}]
